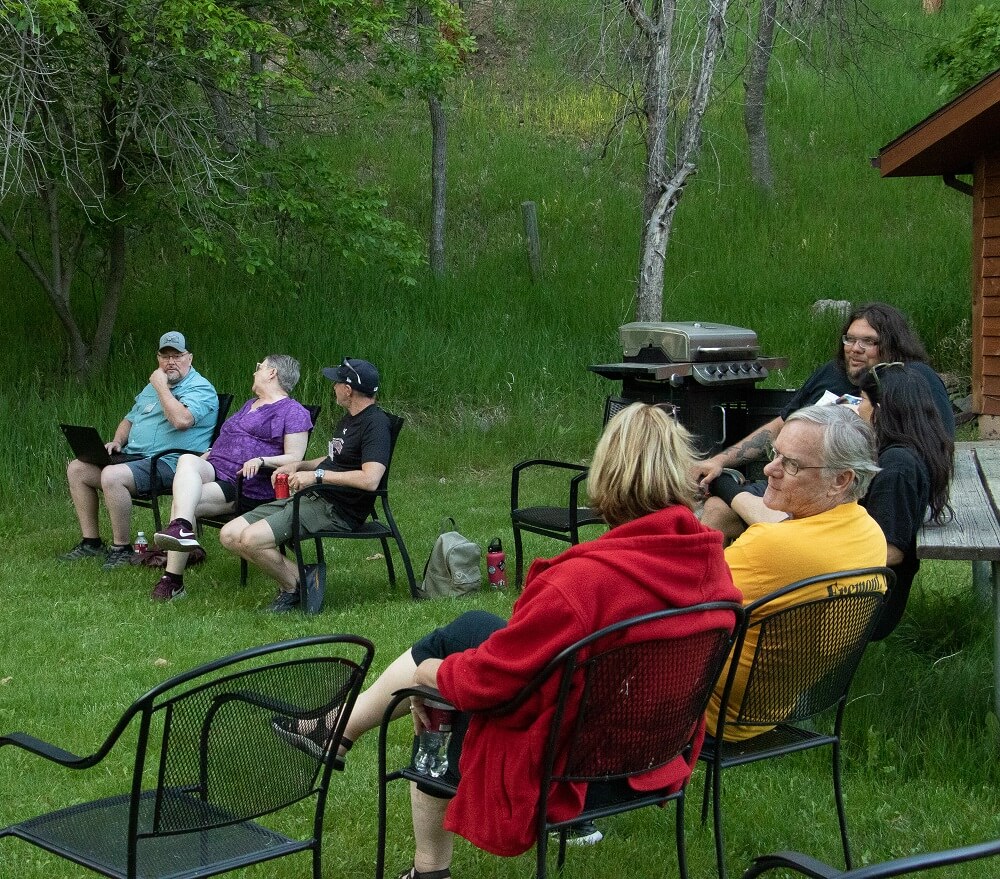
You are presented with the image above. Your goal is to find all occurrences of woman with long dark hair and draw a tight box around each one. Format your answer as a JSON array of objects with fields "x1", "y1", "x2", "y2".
[{"x1": 857, "y1": 362, "x2": 954, "y2": 639}]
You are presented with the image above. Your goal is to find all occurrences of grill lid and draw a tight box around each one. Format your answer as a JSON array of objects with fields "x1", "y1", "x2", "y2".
[{"x1": 620, "y1": 321, "x2": 760, "y2": 362}]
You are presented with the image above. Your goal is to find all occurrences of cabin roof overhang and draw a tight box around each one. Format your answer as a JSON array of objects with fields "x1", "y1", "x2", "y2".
[{"x1": 875, "y1": 67, "x2": 1000, "y2": 178}]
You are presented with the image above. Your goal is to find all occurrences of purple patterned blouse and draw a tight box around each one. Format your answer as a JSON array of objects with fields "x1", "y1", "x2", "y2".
[{"x1": 207, "y1": 397, "x2": 313, "y2": 500}]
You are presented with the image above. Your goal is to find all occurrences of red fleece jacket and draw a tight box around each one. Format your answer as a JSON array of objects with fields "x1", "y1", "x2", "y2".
[{"x1": 435, "y1": 505, "x2": 740, "y2": 856}]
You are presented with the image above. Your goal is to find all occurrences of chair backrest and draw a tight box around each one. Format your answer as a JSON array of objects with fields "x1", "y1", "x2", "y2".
[
  {"x1": 211, "y1": 393, "x2": 235, "y2": 445},
  {"x1": 111, "y1": 636, "x2": 373, "y2": 838},
  {"x1": 305, "y1": 403, "x2": 322, "y2": 429},
  {"x1": 537, "y1": 603, "x2": 742, "y2": 786},
  {"x1": 722, "y1": 567, "x2": 892, "y2": 730},
  {"x1": 602, "y1": 396, "x2": 633, "y2": 427},
  {"x1": 376, "y1": 412, "x2": 404, "y2": 494}
]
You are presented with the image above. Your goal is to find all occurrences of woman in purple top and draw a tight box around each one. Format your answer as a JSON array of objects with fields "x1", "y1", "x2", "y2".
[{"x1": 149, "y1": 355, "x2": 313, "y2": 601}]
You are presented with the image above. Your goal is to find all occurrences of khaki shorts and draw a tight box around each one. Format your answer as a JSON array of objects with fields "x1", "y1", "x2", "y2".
[{"x1": 242, "y1": 494, "x2": 353, "y2": 544}]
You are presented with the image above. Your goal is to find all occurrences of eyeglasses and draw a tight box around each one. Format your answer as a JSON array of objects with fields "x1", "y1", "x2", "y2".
[
  {"x1": 870, "y1": 360, "x2": 904, "y2": 393},
  {"x1": 157, "y1": 351, "x2": 188, "y2": 362},
  {"x1": 255, "y1": 361, "x2": 271, "y2": 372},
  {"x1": 654, "y1": 402, "x2": 680, "y2": 418},
  {"x1": 765, "y1": 443, "x2": 828, "y2": 477},
  {"x1": 842, "y1": 335, "x2": 879, "y2": 352},
  {"x1": 340, "y1": 358, "x2": 362, "y2": 386}
]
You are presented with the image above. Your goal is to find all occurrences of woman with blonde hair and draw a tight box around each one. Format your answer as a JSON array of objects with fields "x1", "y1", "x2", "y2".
[{"x1": 272, "y1": 402, "x2": 740, "y2": 878}]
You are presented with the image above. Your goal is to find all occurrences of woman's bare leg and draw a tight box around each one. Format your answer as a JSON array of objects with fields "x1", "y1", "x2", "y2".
[{"x1": 410, "y1": 785, "x2": 453, "y2": 874}]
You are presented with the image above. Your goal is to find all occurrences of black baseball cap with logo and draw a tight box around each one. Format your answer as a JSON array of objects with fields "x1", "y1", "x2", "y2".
[{"x1": 322, "y1": 358, "x2": 380, "y2": 395}]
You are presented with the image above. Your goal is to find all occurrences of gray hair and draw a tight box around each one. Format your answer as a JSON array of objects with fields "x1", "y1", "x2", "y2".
[
  {"x1": 785, "y1": 404, "x2": 880, "y2": 500},
  {"x1": 264, "y1": 354, "x2": 301, "y2": 394}
]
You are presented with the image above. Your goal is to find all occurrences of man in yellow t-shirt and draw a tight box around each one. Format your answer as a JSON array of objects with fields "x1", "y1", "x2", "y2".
[{"x1": 705, "y1": 404, "x2": 888, "y2": 742}]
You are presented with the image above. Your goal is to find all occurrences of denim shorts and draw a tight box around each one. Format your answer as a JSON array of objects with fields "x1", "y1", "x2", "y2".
[{"x1": 126, "y1": 458, "x2": 175, "y2": 495}]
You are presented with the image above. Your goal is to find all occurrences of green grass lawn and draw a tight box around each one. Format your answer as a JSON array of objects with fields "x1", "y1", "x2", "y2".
[{"x1": 2, "y1": 470, "x2": 1000, "y2": 877}]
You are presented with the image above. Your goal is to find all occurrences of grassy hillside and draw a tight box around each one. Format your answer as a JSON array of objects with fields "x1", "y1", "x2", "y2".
[{"x1": 0, "y1": 0, "x2": 979, "y2": 509}]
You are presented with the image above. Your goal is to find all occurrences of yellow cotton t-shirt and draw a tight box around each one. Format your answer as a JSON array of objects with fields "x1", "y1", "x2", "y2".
[{"x1": 705, "y1": 501, "x2": 887, "y2": 742}]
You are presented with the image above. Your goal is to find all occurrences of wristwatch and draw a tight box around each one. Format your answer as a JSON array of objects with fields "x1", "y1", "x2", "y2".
[{"x1": 314, "y1": 468, "x2": 326, "y2": 485}]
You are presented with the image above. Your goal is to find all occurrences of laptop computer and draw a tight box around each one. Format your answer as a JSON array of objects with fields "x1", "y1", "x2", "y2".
[{"x1": 59, "y1": 424, "x2": 145, "y2": 468}]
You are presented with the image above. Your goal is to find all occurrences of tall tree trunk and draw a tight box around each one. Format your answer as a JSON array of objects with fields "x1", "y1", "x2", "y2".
[
  {"x1": 84, "y1": 4, "x2": 129, "y2": 379},
  {"x1": 744, "y1": 0, "x2": 777, "y2": 192},
  {"x1": 249, "y1": 52, "x2": 275, "y2": 151},
  {"x1": 91, "y1": 219, "x2": 126, "y2": 375},
  {"x1": 0, "y1": 201, "x2": 90, "y2": 377},
  {"x1": 637, "y1": 9, "x2": 676, "y2": 322},
  {"x1": 428, "y1": 92, "x2": 447, "y2": 277},
  {"x1": 627, "y1": 0, "x2": 731, "y2": 321}
]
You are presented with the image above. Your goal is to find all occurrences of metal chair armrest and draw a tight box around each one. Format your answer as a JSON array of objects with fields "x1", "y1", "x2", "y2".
[
  {"x1": 745, "y1": 840, "x2": 1000, "y2": 879},
  {"x1": 145, "y1": 447, "x2": 208, "y2": 501},
  {"x1": 743, "y1": 851, "x2": 844, "y2": 879},
  {"x1": 233, "y1": 467, "x2": 276, "y2": 512},
  {"x1": 147, "y1": 447, "x2": 207, "y2": 469},
  {"x1": 0, "y1": 731, "x2": 104, "y2": 769},
  {"x1": 385, "y1": 685, "x2": 453, "y2": 714}
]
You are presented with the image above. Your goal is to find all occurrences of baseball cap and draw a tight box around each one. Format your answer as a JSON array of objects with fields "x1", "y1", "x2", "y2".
[
  {"x1": 158, "y1": 331, "x2": 188, "y2": 353},
  {"x1": 322, "y1": 358, "x2": 380, "y2": 395}
]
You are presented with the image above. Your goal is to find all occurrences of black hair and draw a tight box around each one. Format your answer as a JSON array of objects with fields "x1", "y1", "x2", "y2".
[
  {"x1": 837, "y1": 302, "x2": 930, "y2": 366},
  {"x1": 858, "y1": 363, "x2": 953, "y2": 523}
]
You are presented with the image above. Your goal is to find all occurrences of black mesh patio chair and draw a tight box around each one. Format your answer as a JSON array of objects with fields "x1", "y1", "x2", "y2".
[
  {"x1": 134, "y1": 392, "x2": 235, "y2": 531},
  {"x1": 198, "y1": 403, "x2": 322, "y2": 586},
  {"x1": 510, "y1": 395, "x2": 631, "y2": 587},
  {"x1": 0, "y1": 634, "x2": 373, "y2": 879},
  {"x1": 375, "y1": 602, "x2": 744, "y2": 879},
  {"x1": 699, "y1": 567, "x2": 894, "y2": 879},
  {"x1": 743, "y1": 839, "x2": 1000, "y2": 878},
  {"x1": 288, "y1": 411, "x2": 416, "y2": 608}
]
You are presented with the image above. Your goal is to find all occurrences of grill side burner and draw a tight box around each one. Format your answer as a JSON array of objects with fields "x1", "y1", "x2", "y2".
[{"x1": 589, "y1": 321, "x2": 791, "y2": 455}]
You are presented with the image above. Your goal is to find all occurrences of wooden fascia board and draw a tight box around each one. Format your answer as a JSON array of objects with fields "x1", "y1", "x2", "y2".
[{"x1": 876, "y1": 68, "x2": 1000, "y2": 178}]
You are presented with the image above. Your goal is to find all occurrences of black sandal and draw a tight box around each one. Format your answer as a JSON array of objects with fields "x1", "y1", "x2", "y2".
[
  {"x1": 271, "y1": 713, "x2": 353, "y2": 769},
  {"x1": 394, "y1": 867, "x2": 451, "y2": 879}
]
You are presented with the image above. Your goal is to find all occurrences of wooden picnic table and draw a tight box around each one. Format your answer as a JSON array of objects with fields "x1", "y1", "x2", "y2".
[{"x1": 917, "y1": 441, "x2": 1000, "y2": 716}]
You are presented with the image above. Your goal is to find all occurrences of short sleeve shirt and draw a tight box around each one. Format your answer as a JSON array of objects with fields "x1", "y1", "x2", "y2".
[
  {"x1": 123, "y1": 367, "x2": 218, "y2": 470},
  {"x1": 780, "y1": 359, "x2": 955, "y2": 435},
  {"x1": 207, "y1": 397, "x2": 313, "y2": 499},
  {"x1": 319, "y1": 404, "x2": 392, "y2": 526},
  {"x1": 705, "y1": 502, "x2": 887, "y2": 741}
]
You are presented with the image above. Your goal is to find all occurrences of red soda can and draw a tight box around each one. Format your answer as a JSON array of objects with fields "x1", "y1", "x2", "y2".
[{"x1": 274, "y1": 473, "x2": 290, "y2": 499}]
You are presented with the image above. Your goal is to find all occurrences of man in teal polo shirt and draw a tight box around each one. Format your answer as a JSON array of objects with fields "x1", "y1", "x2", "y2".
[{"x1": 61, "y1": 331, "x2": 218, "y2": 570}]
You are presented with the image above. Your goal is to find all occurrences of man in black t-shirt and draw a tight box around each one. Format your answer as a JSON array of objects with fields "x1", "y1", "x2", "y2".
[
  {"x1": 696, "y1": 303, "x2": 954, "y2": 539},
  {"x1": 220, "y1": 358, "x2": 391, "y2": 612}
]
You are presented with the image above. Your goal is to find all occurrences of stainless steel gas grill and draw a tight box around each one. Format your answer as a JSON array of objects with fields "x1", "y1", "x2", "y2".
[{"x1": 589, "y1": 321, "x2": 791, "y2": 455}]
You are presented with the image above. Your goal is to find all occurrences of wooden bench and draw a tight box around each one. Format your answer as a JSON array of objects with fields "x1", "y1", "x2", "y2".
[{"x1": 917, "y1": 442, "x2": 1000, "y2": 715}]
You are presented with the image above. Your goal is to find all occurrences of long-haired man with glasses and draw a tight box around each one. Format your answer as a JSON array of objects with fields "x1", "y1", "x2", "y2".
[
  {"x1": 697, "y1": 302, "x2": 954, "y2": 539},
  {"x1": 220, "y1": 358, "x2": 391, "y2": 612},
  {"x1": 60, "y1": 331, "x2": 219, "y2": 569}
]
